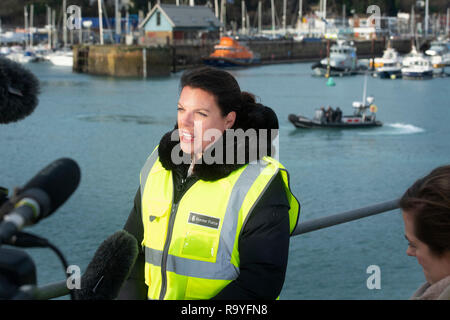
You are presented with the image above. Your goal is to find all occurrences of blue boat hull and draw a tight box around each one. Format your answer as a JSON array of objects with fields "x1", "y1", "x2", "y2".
[
  {"x1": 377, "y1": 69, "x2": 402, "y2": 79},
  {"x1": 402, "y1": 70, "x2": 433, "y2": 79}
]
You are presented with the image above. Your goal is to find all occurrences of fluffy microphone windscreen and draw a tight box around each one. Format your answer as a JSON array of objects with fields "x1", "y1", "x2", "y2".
[
  {"x1": 0, "y1": 57, "x2": 40, "y2": 124},
  {"x1": 76, "y1": 230, "x2": 139, "y2": 300}
]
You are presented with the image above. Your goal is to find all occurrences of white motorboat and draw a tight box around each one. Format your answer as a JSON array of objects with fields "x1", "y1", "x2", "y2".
[
  {"x1": 401, "y1": 55, "x2": 433, "y2": 79},
  {"x1": 311, "y1": 39, "x2": 361, "y2": 76},
  {"x1": 402, "y1": 45, "x2": 422, "y2": 68},
  {"x1": 425, "y1": 40, "x2": 450, "y2": 64},
  {"x1": 4, "y1": 47, "x2": 37, "y2": 64},
  {"x1": 372, "y1": 45, "x2": 403, "y2": 69},
  {"x1": 0, "y1": 46, "x2": 11, "y2": 56},
  {"x1": 376, "y1": 63, "x2": 403, "y2": 79},
  {"x1": 425, "y1": 40, "x2": 450, "y2": 75},
  {"x1": 46, "y1": 50, "x2": 73, "y2": 67},
  {"x1": 374, "y1": 44, "x2": 403, "y2": 79}
]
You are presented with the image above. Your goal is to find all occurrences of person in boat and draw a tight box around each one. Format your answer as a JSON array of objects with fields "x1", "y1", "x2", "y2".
[
  {"x1": 315, "y1": 107, "x2": 325, "y2": 123},
  {"x1": 400, "y1": 165, "x2": 450, "y2": 300},
  {"x1": 326, "y1": 106, "x2": 334, "y2": 123},
  {"x1": 334, "y1": 107, "x2": 342, "y2": 123},
  {"x1": 118, "y1": 66, "x2": 300, "y2": 300},
  {"x1": 315, "y1": 106, "x2": 326, "y2": 124}
]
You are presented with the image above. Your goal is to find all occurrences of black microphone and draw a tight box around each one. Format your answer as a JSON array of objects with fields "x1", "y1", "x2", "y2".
[
  {"x1": 0, "y1": 158, "x2": 81, "y2": 243},
  {"x1": 0, "y1": 57, "x2": 40, "y2": 124},
  {"x1": 75, "y1": 230, "x2": 139, "y2": 300}
]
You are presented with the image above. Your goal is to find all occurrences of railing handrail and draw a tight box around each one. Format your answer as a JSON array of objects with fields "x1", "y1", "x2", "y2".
[
  {"x1": 17, "y1": 198, "x2": 401, "y2": 299},
  {"x1": 292, "y1": 198, "x2": 400, "y2": 236}
]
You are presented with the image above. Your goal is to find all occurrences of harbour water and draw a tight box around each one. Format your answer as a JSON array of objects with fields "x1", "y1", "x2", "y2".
[{"x1": 1, "y1": 62, "x2": 449, "y2": 299}]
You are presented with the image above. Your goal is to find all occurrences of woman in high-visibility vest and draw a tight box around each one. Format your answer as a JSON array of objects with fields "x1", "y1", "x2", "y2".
[{"x1": 118, "y1": 67, "x2": 300, "y2": 300}]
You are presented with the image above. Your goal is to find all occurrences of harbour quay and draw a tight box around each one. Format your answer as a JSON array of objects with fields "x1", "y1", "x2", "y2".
[
  {"x1": 72, "y1": 44, "x2": 172, "y2": 77},
  {"x1": 72, "y1": 38, "x2": 414, "y2": 77}
]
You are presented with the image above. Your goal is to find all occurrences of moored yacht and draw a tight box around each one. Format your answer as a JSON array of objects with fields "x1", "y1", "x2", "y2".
[
  {"x1": 401, "y1": 55, "x2": 433, "y2": 79},
  {"x1": 425, "y1": 40, "x2": 450, "y2": 75},
  {"x1": 372, "y1": 45, "x2": 402, "y2": 69},
  {"x1": 311, "y1": 39, "x2": 361, "y2": 76},
  {"x1": 46, "y1": 50, "x2": 73, "y2": 67}
]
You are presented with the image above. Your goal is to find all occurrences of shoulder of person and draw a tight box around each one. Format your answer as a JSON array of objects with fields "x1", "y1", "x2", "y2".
[{"x1": 438, "y1": 277, "x2": 450, "y2": 300}]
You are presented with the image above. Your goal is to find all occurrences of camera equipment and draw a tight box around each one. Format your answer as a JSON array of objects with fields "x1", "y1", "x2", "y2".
[
  {"x1": 0, "y1": 247, "x2": 36, "y2": 299},
  {"x1": 0, "y1": 158, "x2": 81, "y2": 300}
]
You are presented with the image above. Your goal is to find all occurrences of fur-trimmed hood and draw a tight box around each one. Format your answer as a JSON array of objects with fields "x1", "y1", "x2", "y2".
[{"x1": 158, "y1": 105, "x2": 279, "y2": 181}]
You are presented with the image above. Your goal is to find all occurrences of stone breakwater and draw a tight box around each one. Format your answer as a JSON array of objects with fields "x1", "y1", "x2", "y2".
[{"x1": 73, "y1": 39, "x2": 414, "y2": 77}]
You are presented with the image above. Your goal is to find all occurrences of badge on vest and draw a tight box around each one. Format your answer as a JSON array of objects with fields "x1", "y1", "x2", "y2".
[{"x1": 188, "y1": 212, "x2": 220, "y2": 229}]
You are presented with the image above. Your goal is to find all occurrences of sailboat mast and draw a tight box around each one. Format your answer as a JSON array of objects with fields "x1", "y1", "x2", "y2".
[
  {"x1": 30, "y1": 4, "x2": 34, "y2": 48},
  {"x1": 115, "y1": 0, "x2": 121, "y2": 42},
  {"x1": 424, "y1": 0, "x2": 429, "y2": 37},
  {"x1": 258, "y1": 1, "x2": 262, "y2": 34},
  {"x1": 214, "y1": 0, "x2": 219, "y2": 18},
  {"x1": 299, "y1": 0, "x2": 302, "y2": 26},
  {"x1": 242, "y1": 1, "x2": 246, "y2": 35},
  {"x1": 24, "y1": 6, "x2": 28, "y2": 48},
  {"x1": 47, "y1": 6, "x2": 51, "y2": 49},
  {"x1": 63, "y1": 0, "x2": 67, "y2": 48},
  {"x1": 98, "y1": 0, "x2": 104, "y2": 45},
  {"x1": 271, "y1": 0, "x2": 275, "y2": 34},
  {"x1": 446, "y1": 8, "x2": 449, "y2": 36},
  {"x1": 220, "y1": 0, "x2": 226, "y2": 35}
]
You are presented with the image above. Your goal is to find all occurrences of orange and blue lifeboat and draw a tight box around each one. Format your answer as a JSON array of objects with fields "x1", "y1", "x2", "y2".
[{"x1": 203, "y1": 36, "x2": 260, "y2": 67}]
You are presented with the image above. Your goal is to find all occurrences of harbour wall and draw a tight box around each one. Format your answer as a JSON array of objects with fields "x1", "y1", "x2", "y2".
[
  {"x1": 73, "y1": 45, "x2": 172, "y2": 77},
  {"x1": 73, "y1": 39, "x2": 415, "y2": 77}
]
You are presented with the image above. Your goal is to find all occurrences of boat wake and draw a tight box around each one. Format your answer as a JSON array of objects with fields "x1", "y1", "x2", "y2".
[{"x1": 358, "y1": 123, "x2": 425, "y2": 136}]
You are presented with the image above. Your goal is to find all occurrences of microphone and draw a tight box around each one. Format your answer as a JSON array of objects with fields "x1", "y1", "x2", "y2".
[
  {"x1": 75, "y1": 230, "x2": 139, "y2": 300},
  {"x1": 0, "y1": 158, "x2": 81, "y2": 243},
  {"x1": 0, "y1": 57, "x2": 40, "y2": 124}
]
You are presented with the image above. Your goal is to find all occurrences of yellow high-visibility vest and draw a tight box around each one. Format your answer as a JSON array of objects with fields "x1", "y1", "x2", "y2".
[{"x1": 140, "y1": 147, "x2": 300, "y2": 300}]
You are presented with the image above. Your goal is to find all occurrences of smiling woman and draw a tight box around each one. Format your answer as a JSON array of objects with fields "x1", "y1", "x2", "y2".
[
  {"x1": 177, "y1": 86, "x2": 235, "y2": 159},
  {"x1": 400, "y1": 165, "x2": 450, "y2": 300},
  {"x1": 118, "y1": 66, "x2": 301, "y2": 300}
]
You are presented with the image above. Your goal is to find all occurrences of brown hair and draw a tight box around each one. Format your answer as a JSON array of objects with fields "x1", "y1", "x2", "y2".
[{"x1": 399, "y1": 165, "x2": 450, "y2": 256}]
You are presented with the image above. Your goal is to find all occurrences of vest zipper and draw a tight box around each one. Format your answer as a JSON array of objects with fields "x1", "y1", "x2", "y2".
[
  {"x1": 159, "y1": 201, "x2": 178, "y2": 300},
  {"x1": 159, "y1": 174, "x2": 197, "y2": 299}
]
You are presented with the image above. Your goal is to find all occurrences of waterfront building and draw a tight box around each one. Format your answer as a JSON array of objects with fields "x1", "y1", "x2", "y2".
[{"x1": 138, "y1": 4, "x2": 222, "y2": 46}]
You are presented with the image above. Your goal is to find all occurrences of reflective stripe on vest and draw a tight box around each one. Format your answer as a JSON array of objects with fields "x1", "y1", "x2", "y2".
[{"x1": 139, "y1": 147, "x2": 300, "y2": 299}]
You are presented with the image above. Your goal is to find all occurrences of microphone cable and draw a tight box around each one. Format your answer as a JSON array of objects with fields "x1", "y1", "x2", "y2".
[{"x1": 6, "y1": 231, "x2": 76, "y2": 300}]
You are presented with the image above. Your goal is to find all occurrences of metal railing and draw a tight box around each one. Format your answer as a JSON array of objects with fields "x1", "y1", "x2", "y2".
[{"x1": 17, "y1": 198, "x2": 401, "y2": 299}]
